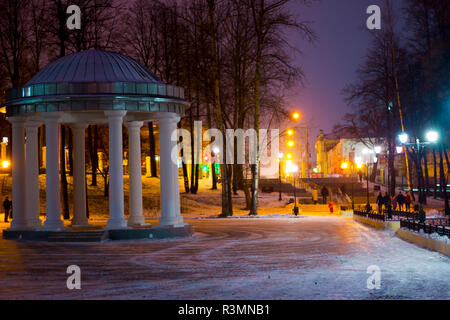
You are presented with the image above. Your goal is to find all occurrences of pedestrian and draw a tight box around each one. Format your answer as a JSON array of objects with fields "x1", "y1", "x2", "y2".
[
  {"x1": 329, "y1": 201, "x2": 334, "y2": 214},
  {"x1": 384, "y1": 192, "x2": 391, "y2": 208},
  {"x1": 405, "y1": 193, "x2": 411, "y2": 211},
  {"x1": 321, "y1": 186, "x2": 329, "y2": 205},
  {"x1": 392, "y1": 194, "x2": 397, "y2": 211},
  {"x1": 3, "y1": 196, "x2": 11, "y2": 223},
  {"x1": 397, "y1": 192, "x2": 405, "y2": 211},
  {"x1": 376, "y1": 192, "x2": 384, "y2": 214},
  {"x1": 384, "y1": 192, "x2": 392, "y2": 218},
  {"x1": 358, "y1": 170, "x2": 363, "y2": 183},
  {"x1": 312, "y1": 188, "x2": 318, "y2": 205}
]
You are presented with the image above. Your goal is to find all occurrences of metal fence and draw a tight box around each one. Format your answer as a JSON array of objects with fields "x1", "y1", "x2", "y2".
[
  {"x1": 354, "y1": 210, "x2": 386, "y2": 222},
  {"x1": 400, "y1": 220, "x2": 450, "y2": 238},
  {"x1": 382, "y1": 210, "x2": 421, "y2": 221}
]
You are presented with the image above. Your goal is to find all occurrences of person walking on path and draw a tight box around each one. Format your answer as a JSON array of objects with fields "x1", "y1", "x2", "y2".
[
  {"x1": 405, "y1": 193, "x2": 412, "y2": 211},
  {"x1": 321, "y1": 186, "x2": 329, "y2": 205},
  {"x1": 3, "y1": 197, "x2": 11, "y2": 223},
  {"x1": 376, "y1": 192, "x2": 384, "y2": 213},
  {"x1": 384, "y1": 192, "x2": 392, "y2": 218},
  {"x1": 397, "y1": 192, "x2": 406, "y2": 211},
  {"x1": 312, "y1": 188, "x2": 318, "y2": 205}
]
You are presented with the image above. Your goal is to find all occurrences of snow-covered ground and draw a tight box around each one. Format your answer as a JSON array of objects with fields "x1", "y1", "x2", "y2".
[{"x1": 0, "y1": 216, "x2": 448, "y2": 300}]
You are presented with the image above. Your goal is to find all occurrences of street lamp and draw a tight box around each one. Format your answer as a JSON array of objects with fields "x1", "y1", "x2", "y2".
[
  {"x1": 278, "y1": 153, "x2": 284, "y2": 201},
  {"x1": 342, "y1": 161, "x2": 356, "y2": 210},
  {"x1": 288, "y1": 164, "x2": 299, "y2": 215},
  {"x1": 398, "y1": 130, "x2": 440, "y2": 209}
]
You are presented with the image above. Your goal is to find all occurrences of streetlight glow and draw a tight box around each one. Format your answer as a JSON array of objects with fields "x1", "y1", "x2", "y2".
[
  {"x1": 399, "y1": 133, "x2": 409, "y2": 144},
  {"x1": 287, "y1": 164, "x2": 299, "y2": 173},
  {"x1": 426, "y1": 130, "x2": 439, "y2": 143},
  {"x1": 287, "y1": 129, "x2": 294, "y2": 136},
  {"x1": 292, "y1": 112, "x2": 301, "y2": 120},
  {"x1": 288, "y1": 140, "x2": 295, "y2": 148},
  {"x1": 2, "y1": 160, "x2": 9, "y2": 168},
  {"x1": 341, "y1": 162, "x2": 349, "y2": 170},
  {"x1": 396, "y1": 146, "x2": 403, "y2": 154},
  {"x1": 374, "y1": 146, "x2": 382, "y2": 154}
]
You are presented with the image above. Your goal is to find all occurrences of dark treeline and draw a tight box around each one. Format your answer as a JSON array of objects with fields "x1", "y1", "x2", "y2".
[
  {"x1": 341, "y1": 0, "x2": 450, "y2": 212},
  {"x1": 0, "y1": 0, "x2": 315, "y2": 217}
]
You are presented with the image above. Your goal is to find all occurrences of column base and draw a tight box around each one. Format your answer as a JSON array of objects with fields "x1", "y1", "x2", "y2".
[
  {"x1": 127, "y1": 218, "x2": 150, "y2": 227},
  {"x1": 157, "y1": 216, "x2": 187, "y2": 228},
  {"x1": 154, "y1": 222, "x2": 188, "y2": 229},
  {"x1": 105, "y1": 218, "x2": 129, "y2": 230},
  {"x1": 41, "y1": 221, "x2": 65, "y2": 231},
  {"x1": 8, "y1": 223, "x2": 38, "y2": 231},
  {"x1": 71, "y1": 222, "x2": 92, "y2": 229},
  {"x1": 26, "y1": 219, "x2": 43, "y2": 229}
]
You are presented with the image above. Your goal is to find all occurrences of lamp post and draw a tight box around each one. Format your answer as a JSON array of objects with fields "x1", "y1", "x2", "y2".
[
  {"x1": 288, "y1": 164, "x2": 299, "y2": 215},
  {"x1": 399, "y1": 131, "x2": 439, "y2": 210},
  {"x1": 342, "y1": 161, "x2": 355, "y2": 211},
  {"x1": 278, "y1": 153, "x2": 284, "y2": 201},
  {"x1": 362, "y1": 147, "x2": 380, "y2": 210}
]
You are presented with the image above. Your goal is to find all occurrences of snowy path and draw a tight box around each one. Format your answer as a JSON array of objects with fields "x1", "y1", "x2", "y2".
[{"x1": 0, "y1": 217, "x2": 448, "y2": 300}]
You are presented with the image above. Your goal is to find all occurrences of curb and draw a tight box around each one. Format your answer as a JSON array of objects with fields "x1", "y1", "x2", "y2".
[
  {"x1": 353, "y1": 214, "x2": 400, "y2": 231},
  {"x1": 396, "y1": 228, "x2": 450, "y2": 257}
]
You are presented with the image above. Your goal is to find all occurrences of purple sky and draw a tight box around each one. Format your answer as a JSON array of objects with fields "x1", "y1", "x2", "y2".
[{"x1": 285, "y1": 0, "x2": 404, "y2": 141}]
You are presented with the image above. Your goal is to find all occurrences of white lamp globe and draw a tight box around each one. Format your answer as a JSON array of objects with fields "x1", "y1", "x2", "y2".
[
  {"x1": 426, "y1": 131, "x2": 439, "y2": 143},
  {"x1": 399, "y1": 133, "x2": 408, "y2": 144}
]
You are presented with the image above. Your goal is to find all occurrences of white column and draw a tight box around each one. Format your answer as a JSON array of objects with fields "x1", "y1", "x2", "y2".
[
  {"x1": 105, "y1": 110, "x2": 127, "y2": 229},
  {"x1": 126, "y1": 121, "x2": 146, "y2": 226},
  {"x1": 25, "y1": 120, "x2": 42, "y2": 229},
  {"x1": 42, "y1": 113, "x2": 64, "y2": 230},
  {"x1": 71, "y1": 123, "x2": 89, "y2": 227},
  {"x1": 8, "y1": 117, "x2": 27, "y2": 230},
  {"x1": 158, "y1": 114, "x2": 184, "y2": 227}
]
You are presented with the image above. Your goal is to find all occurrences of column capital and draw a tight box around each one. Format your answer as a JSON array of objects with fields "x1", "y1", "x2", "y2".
[
  {"x1": 42, "y1": 112, "x2": 63, "y2": 122},
  {"x1": 157, "y1": 112, "x2": 180, "y2": 122},
  {"x1": 70, "y1": 122, "x2": 88, "y2": 131},
  {"x1": 25, "y1": 120, "x2": 42, "y2": 129},
  {"x1": 125, "y1": 121, "x2": 144, "y2": 129},
  {"x1": 8, "y1": 116, "x2": 27, "y2": 125},
  {"x1": 105, "y1": 110, "x2": 127, "y2": 118}
]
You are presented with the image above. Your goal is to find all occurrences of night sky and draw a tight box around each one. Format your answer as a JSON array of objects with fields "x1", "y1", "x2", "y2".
[{"x1": 286, "y1": 0, "x2": 405, "y2": 140}]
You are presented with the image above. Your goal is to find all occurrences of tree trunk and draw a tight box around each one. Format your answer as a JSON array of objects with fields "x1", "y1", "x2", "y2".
[
  {"x1": 103, "y1": 173, "x2": 109, "y2": 197},
  {"x1": 439, "y1": 144, "x2": 449, "y2": 212},
  {"x1": 178, "y1": 120, "x2": 190, "y2": 193},
  {"x1": 433, "y1": 148, "x2": 438, "y2": 199},
  {"x1": 208, "y1": 0, "x2": 232, "y2": 217},
  {"x1": 423, "y1": 149, "x2": 430, "y2": 199},
  {"x1": 148, "y1": 122, "x2": 157, "y2": 177},
  {"x1": 60, "y1": 125, "x2": 70, "y2": 220},
  {"x1": 87, "y1": 125, "x2": 98, "y2": 186}
]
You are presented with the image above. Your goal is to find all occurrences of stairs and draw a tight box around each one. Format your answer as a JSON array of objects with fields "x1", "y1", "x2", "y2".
[{"x1": 47, "y1": 231, "x2": 108, "y2": 242}]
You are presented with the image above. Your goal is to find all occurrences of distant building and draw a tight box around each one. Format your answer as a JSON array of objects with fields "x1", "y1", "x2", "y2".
[{"x1": 314, "y1": 128, "x2": 381, "y2": 178}]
